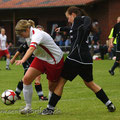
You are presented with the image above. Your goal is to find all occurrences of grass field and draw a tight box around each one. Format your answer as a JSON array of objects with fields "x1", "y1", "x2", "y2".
[{"x1": 0, "y1": 60, "x2": 120, "y2": 120}]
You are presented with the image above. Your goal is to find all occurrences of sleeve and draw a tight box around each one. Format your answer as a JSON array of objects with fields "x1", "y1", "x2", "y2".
[
  {"x1": 17, "y1": 42, "x2": 28, "y2": 53},
  {"x1": 60, "y1": 26, "x2": 71, "y2": 33},
  {"x1": 108, "y1": 28, "x2": 114, "y2": 39},
  {"x1": 83, "y1": 16, "x2": 92, "y2": 31},
  {"x1": 30, "y1": 33, "x2": 43, "y2": 49}
]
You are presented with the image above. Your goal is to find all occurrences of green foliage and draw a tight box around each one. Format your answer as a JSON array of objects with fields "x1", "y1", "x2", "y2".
[{"x1": 0, "y1": 60, "x2": 120, "y2": 120}]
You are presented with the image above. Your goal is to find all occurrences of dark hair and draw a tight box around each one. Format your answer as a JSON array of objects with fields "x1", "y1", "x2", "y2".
[{"x1": 66, "y1": 6, "x2": 88, "y2": 16}]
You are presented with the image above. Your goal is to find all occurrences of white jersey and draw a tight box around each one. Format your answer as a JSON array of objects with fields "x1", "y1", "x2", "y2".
[
  {"x1": 0, "y1": 34, "x2": 7, "y2": 50},
  {"x1": 26, "y1": 27, "x2": 63, "y2": 64}
]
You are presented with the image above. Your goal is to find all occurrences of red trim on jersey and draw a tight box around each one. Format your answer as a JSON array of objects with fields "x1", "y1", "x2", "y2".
[
  {"x1": 39, "y1": 44, "x2": 56, "y2": 64},
  {"x1": 30, "y1": 42, "x2": 37, "y2": 45},
  {"x1": 30, "y1": 45, "x2": 36, "y2": 49},
  {"x1": 30, "y1": 42, "x2": 37, "y2": 48},
  {"x1": 32, "y1": 30, "x2": 35, "y2": 34}
]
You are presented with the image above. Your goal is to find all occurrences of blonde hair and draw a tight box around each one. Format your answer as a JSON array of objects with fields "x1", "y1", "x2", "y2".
[{"x1": 15, "y1": 19, "x2": 35, "y2": 35}]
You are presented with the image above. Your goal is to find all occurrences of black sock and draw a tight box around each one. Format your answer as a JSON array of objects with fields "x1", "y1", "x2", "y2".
[
  {"x1": 35, "y1": 83, "x2": 43, "y2": 98},
  {"x1": 15, "y1": 80, "x2": 23, "y2": 96},
  {"x1": 111, "y1": 62, "x2": 119, "y2": 72},
  {"x1": 48, "y1": 93, "x2": 61, "y2": 109},
  {"x1": 95, "y1": 89, "x2": 111, "y2": 106}
]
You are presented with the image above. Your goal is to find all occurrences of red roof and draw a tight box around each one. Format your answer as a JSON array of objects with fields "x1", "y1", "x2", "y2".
[{"x1": 0, "y1": 0, "x2": 97, "y2": 9}]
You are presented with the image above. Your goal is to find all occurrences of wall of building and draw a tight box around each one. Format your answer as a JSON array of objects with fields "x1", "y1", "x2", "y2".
[{"x1": 0, "y1": 0, "x2": 120, "y2": 45}]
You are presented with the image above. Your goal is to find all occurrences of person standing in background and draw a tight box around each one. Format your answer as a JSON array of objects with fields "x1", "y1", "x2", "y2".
[{"x1": 0, "y1": 28, "x2": 11, "y2": 70}]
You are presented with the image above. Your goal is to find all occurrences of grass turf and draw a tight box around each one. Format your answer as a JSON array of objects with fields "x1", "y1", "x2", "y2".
[{"x1": 0, "y1": 60, "x2": 120, "y2": 120}]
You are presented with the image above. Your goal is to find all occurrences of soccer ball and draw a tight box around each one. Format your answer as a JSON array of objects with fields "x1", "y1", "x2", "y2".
[{"x1": 1, "y1": 90, "x2": 17, "y2": 105}]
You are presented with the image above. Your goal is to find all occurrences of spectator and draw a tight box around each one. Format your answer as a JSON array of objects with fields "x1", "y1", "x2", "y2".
[
  {"x1": 54, "y1": 32, "x2": 62, "y2": 46},
  {"x1": 36, "y1": 25, "x2": 44, "y2": 31}
]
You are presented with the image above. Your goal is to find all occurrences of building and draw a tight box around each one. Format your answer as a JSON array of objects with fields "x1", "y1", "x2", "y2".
[{"x1": 0, "y1": 0, "x2": 119, "y2": 45}]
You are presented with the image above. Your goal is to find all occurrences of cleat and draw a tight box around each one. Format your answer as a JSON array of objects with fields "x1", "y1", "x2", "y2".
[
  {"x1": 109, "y1": 70, "x2": 114, "y2": 76},
  {"x1": 16, "y1": 95, "x2": 21, "y2": 100},
  {"x1": 39, "y1": 96, "x2": 48, "y2": 101},
  {"x1": 20, "y1": 107, "x2": 33, "y2": 114},
  {"x1": 107, "y1": 103, "x2": 116, "y2": 112},
  {"x1": 6, "y1": 67, "x2": 11, "y2": 70},
  {"x1": 41, "y1": 108, "x2": 54, "y2": 115}
]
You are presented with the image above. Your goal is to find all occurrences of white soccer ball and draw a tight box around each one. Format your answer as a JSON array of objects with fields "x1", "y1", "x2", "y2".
[{"x1": 1, "y1": 90, "x2": 17, "y2": 105}]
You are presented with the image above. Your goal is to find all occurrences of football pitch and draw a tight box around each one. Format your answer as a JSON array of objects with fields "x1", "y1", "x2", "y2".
[{"x1": 0, "y1": 60, "x2": 120, "y2": 120}]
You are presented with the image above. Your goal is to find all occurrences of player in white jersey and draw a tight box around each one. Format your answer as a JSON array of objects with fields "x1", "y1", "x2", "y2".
[
  {"x1": 15, "y1": 20, "x2": 64, "y2": 114},
  {"x1": 0, "y1": 28, "x2": 11, "y2": 70}
]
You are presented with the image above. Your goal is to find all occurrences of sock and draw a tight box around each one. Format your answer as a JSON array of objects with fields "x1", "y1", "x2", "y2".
[
  {"x1": 96, "y1": 89, "x2": 112, "y2": 106},
  {"x1": 47, "y1": 93, "x2": 61, "y2": 110},
  {"x1": 48, "y1": 91, "x2": 52, "y2": 101},
  {"x1": 111, "y1": 62, "x2": 119, "y2": 72},
  {"x1": 6, "y1": 58, "x2": 10, "y2": 68},
  {"x1": 35, "y1": 83, "x2": 43, "y2": 98},
  {"x1": 15, "y1": 80, "x2": 23, "y2": 96},
  {"x1": 23, "y1": 84, "x2": 33, "y2": 108}
]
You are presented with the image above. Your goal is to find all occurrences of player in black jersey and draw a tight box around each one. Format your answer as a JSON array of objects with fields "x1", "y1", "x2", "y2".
[
  {"x1": 10, "y1": 42, "x2": 48, "y2": 101},
  {"x1": 109, "y1": 19, "x2": 120, "y2": 75},
  {"x1": 42, "y1": 6, "x2": 116, "y2": 115}
]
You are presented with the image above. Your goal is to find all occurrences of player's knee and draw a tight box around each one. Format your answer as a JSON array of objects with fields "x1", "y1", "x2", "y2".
[
  {"x1": 23, "y1": 76, "x2": 32, "y2": 85},
  {"x1": 6, "y1": 54, "x2": 10, "y2": 59}
]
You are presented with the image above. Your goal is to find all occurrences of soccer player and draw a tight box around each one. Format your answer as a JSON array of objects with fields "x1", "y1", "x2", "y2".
[
  {"x1": 108, "y1": 16, "x2": 120, "y2": 75},
  {"x1": 10, "y1": 41, "x2": 48, "y2": 101},
  {"x1": 0, "y1": 28, "x2": 11, "y2": 70},
  {"x1": 42, "y1": 6, "x2": 116, "y2": 115},
  {"x1": 14, "y1": 19, "x2": 64, "y2": 114}
]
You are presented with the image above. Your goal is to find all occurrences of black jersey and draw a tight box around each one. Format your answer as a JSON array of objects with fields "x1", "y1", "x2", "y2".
[
  {"x1": 17, "y1": 42, "x2": 35, "y2": 72},
  {"x1": 60, "y1": 16, "x2": 92, "y2": 64},
  {"x1": 113, "y1": 23, "x2": 120, "y2": 52}
]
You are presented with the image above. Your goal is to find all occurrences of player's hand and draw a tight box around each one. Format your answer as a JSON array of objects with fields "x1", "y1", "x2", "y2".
[
  {"x1": 15, "y1": 60, "x2": 23, "y2": 65},
  {"x1": 10, "y1": 59, "x2": 15, "y2": 64},
  {"x1": 55, "y1": 27, "x2": 60, "y2": 32}
]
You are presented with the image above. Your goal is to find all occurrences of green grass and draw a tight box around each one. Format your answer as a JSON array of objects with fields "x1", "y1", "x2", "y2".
[{"x1": 0, "y1": 60, "x2": 120, "y2": 120}]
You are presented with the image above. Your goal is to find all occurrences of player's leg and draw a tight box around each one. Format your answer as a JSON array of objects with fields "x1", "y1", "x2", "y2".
[
  {"x1": 48, "y1": 80, "x2": 59, "y2": 101},
  {"x1": 84, "y1": 81, "x2": 116, "y2": 112},
  {"x1": 34, "y1": 75, "x2": 48, "y2": 101},
  {"x1": 42, "y1": 77, "x2": 67, "y2": 115},
  {"x1": 15, "y1": 67, "x2": 28, "y2": 100},
  {"x1": 81, "y1": 64, "x2": 116, "y2": 112},
  {"x1": 15, "y1": 79, "x2": 23, "y2": 100},
  {"x1": 0, "y1": 52, "x2": 2, "y2": 70},
  {"x1": 21, "y1": 67, "x2": 42, "y2": 114},
  {"x1": 6, "y1": 52, "x2": 11, "y2": 70},
  {"x1": 109, "y1": 61, "x2": 119, "y2": 75},
  {"x1": 42, "y1": 58, "x2": 75, "y2": 115}
]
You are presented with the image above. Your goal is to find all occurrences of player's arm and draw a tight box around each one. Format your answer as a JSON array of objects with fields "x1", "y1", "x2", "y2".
[
  {"x1": 109, "y1": 37, "x2": 114, "y2": 49},
  {"x1": 10, "y1": 51, "x2": 20, "y2": 64},
  {"x1": 109, "y1": 24, "x2": 117, "y2": 48},
  {"x1": 55, "y1": 26, "x2": 71, "y2": 33},
  {"x1": 0, "y1": 38, "x2": 2, "y2": 51},
  {"x1": 15, "y1": 47, "x2": 35, "y2": 65}
]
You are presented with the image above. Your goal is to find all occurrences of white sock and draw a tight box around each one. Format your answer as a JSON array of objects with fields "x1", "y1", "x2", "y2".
[
  {"x1": 6, "y1": 58, "x2": 10, "y2": 67},
  {"x1": 105, "y1": 100, "x2": 112, "y2": 106},
  {"x1": 48, "y1": 91, "x2": 52, "y2": 101},
  {"x1": 23, "y1": 84, "x2": 33, "y2": 108}
]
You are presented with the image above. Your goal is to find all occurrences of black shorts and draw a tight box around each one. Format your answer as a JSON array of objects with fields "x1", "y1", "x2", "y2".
[
  {"x1": 61, "y1": 58, "x2": 93, "y2": 82},
  {"x1": 116, "y1": 52, "x2": 120, "y2": 62}
]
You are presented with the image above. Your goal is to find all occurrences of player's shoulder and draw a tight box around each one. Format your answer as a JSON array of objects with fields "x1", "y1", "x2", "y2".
[{"x1": 114, "y1": 22, "x2": 120, "y2": 28}]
